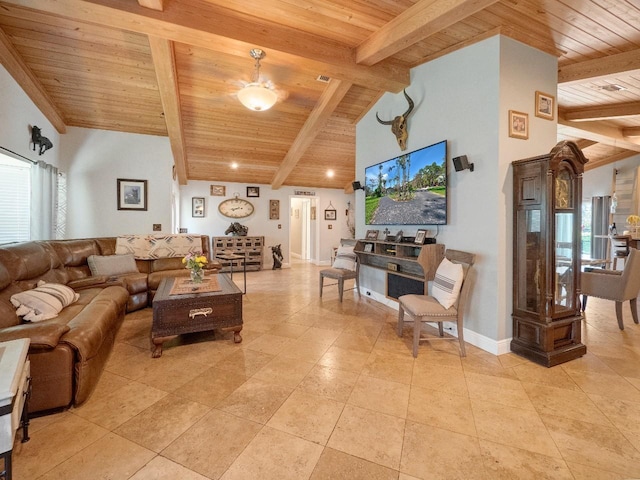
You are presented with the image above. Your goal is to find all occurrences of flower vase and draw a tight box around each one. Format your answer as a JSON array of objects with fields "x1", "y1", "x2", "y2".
[{"x1": 190, "y1": 268, "x2": 204, "y2": 284}]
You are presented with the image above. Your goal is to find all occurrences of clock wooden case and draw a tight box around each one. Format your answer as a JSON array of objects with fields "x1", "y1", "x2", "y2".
[
  {"x1": 218, "y1": 196, "x2": 254, "y2": 218},
  {"x1": 511, "y1": 141, "x2": 588, "y2": 367}
]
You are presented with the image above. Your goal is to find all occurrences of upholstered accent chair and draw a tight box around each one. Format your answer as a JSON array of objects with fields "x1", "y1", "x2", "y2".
[
  {"x1": 582, "y1": 247, "x2": 640, "y2": 330},
  {"x1": 397, "y1": 249, "x2": 475, "y2": 357},
  {"x1": 319, "y1": 239, "x2": 360, "y2": 302}
]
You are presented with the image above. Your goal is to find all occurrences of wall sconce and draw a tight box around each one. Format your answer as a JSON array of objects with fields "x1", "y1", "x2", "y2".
[
  {"x1": 453, "y1": 155, "x2": 474, "y2": 172},
  {"x1": 352, "y1": 181, "x2": 365, "y2": 190}
]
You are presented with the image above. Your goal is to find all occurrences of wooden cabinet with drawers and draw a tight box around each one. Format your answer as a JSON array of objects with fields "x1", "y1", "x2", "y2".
[{"x1": 213, "y1": 236, "x2": 264, "y2": 271}]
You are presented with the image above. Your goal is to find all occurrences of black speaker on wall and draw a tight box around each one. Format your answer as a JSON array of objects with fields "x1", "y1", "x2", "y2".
[
  {"x1": 352, "y1": 181, "x2": 364, "y2": 190},
  {"x1": 453, "y1": 155, "x2": 474, "y2": 172}
]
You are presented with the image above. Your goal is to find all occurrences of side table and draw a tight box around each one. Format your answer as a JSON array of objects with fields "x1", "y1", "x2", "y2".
[
  {"x1": 216, "y1": 252, "x2": 247, "y2": 294},
  {"x1": 0, "y1": 338, "x2": 31, "y2": 480}
]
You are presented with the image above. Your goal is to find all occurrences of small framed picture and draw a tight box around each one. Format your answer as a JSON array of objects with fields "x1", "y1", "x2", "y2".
[
  {"x1": 366, "y1": 229, "x2": 379, "y2": 240},
  {"x1": 324, "y1": 209, "x2": 337, "y2": 221},
  {"x1": 247, "y1": 186, "x2": 260, "y2": 197},
  {"x1": 414, "y1": 229, "x2": 427, "y2": 244},
  {"x1": 269, "y1": 199, "x2": 279, "y2": 220},
  {"x1": 192, "y1": 197, "x2": 205, "y2": 217},
  {"x1": 210, "y1": 185, "x2": 225, "y2": 196},
  {"x1": 394, "y1": 230, "x2": 404, "y2": 243},
  {"x1": 535, "y1": 91, "x2": 555, "y2": 120},
  {"x1": 117, "y1": 178, "x2": 147, "y2": 211},
  {"x1": 364, "y1": 243, "x2": 373, "y2": 253},
  {"x1": 310, "y1": 206, "x2": 316, "y2": 220},
  {"x1": 509, "y1": 110, "x2": 529, "y2": 140}
]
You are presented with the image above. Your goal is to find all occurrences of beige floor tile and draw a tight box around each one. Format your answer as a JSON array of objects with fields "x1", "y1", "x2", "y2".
[
  {"x1": 465, "y1": 371, "x2": 535, "y2": 410},
  {"x1": 162, "y1": 409, "x2": 262, "y2": 480},
  {"x1": 244, "y1": 333, "x2": 293, "y2": 355},
  {"x1": 401, "y1": 421, "x2": 487, "y2": 479},
  {"x1": 479, "y1": 440, "x2": 573, "y2": 479},
  {"x1": 114, "y1": 393, "x2": 210, "y2": 452},
  {"x1": 253, "y1": 355, "x2": 315, "y2": 387},
  {"x1": 297, "y1": 326, "x2": 342, "y2": 346},
  {"x1": 129, "y1": 456, "x2": 209, "y2": 480},
  {"x1": 328, "y1": 404, "x2": 405, "y2": 470},
  {"x1": 407, "y1": 385, "x2": 476, "y2": 436},
  {"x1": 214, "y1": 348, "x2": 275, "y2": 376},
  {"x1": 497, "y1": 352, "x2": 529, "y2": 368},
  {"x1": 542, "y1": 413, "x2": 640, "y2": 477},
  {"x1": 175, "y1": 366, "x2": 248, "y2": 407},
  {"x1": 362, "y1": 350, "x2": 414, "y2": 384},
  {"x1": 471, "y1": 399, "x2": 562, "y2": 458},
  {"x1": 411, "y1": 362, "x2": 469, "y2": 396},
  {"x1": 216, "y1": 377, "x2": 293, "y2": 424},
  {"x1": 12, "y1": 414, "x2": 109, "y2": 480},
  {"x1": 560, "y1": 352, "x2": 619, "y2": 375},
  {"x1": 279, "y1": 338, "x2": 331, "y2": 362},
  {"x1": 398, "y1": 475, "x2": 421, "y2": 480},
  {"x1": 265, "y1": 322, "x2": 310, "y2": 339},
  {"x1": 267, "y1": 390, "x2": 344, "y2": 444},
  {"x1": 220, "y1": 426, "x2": 323, "y2": 480},
  {"x1": 318, "y1": 345, "x2": 371, "y2": 373},
  {"x1": 566, "y1": 461, "x2": 628, "y2": 480},
  {"x1": 564, "y1": 369, "x2": 640, "y2": 403},
  {"x1": 296, "y1": 364, "x2": 359, "y2": 402},
  {"x1": 512, "y1": 361, "x2": 581, "y2": 390},
  {"x1": 37, "y1": 432, "x2": 155, "y2": 480},
  {"x1": 161, "y1": 335, "x2": 239, "y2": 366},
  {"x1": 522, "y1": 382, "x2": 613, "y2": 426},
  {"x1": 310, "y1": 447, "x2": 398, "y2": 480},
  {"x1": 348, "y1": 375, "x2": 410, "y2": 418},
  {"x1": 333, "y1": 331, "x2": 377, "y2": 353},
  {"x1": 72, "y1": 381, "x2": 168, "y2": 430}
]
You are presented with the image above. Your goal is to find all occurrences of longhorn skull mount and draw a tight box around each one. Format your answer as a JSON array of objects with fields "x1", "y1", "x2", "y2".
[{"x1": 376, "y1": 89, "x2": 415, "y2": 151}]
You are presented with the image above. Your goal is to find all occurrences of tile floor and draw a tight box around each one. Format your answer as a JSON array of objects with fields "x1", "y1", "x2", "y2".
[{"x1": 11, "y1": 260, "x2": 640, "y2": 479}]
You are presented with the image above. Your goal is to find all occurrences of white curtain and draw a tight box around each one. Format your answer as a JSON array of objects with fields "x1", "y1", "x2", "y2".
[{"x1": 31, "y1": 160, "x2": 58, "y2": 240}]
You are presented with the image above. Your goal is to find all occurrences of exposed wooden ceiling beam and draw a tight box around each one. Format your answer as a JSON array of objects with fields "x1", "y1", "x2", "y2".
[
  {"x1": 271, "y1": 79, "x2": 352, "y2": 189},
  {"x1": 575, "y1": 139, "x2": 597, "y2": 150},
  {"x1": 148, "y1": 36, "x2": 188, "y2": 185},
  {"x1": 0, "y1": 26, "x2": 66, "y2": 133},
  {"x1": 137, "y1": 0, "x2": 163, "y2": 11},
  {"x1": 584, "y1": 150, "x2": 639, "y2": 172},
  {"x1": 623, "y1": 127, "x2": 640, "y2": 138},
  {"x1": 356, "y1": 0, "x2": 499, "y2": 66},
  {"x1": 4, "y1": 0, "x2": 408, "y2": 92},
  {"x1": 562, "y1": 102, "x2": 640, "y2": 122},
  {"x1": 558, "y1": 116, "x2": 640, "y2": 152},
  {"x1": 558, "y1": 48, "x2": 640, "y2": 86}
]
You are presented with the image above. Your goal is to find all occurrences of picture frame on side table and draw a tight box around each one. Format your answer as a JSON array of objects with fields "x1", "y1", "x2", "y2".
[
  {"x1": 414, "y1": 229, "x2": 427, "y2": 244},
  {"x1": 192, "y1": 197, "x2": 205, "y2": 217},
  {"x1": 508, "y1": 110, "x2": 529, "y2": 140},
  {"x1": 117, "y1": 179, "x2": 147, "y2": 211},
  {"x1": 535, "y1": 91, "x2": 555, "y2": 120},
  {"x1": 365, "y1": 229, "x2": 379, "y2": 240},
  {"x1": 364, "y1": 243, "x2": 373, "y2": 253},
  {"x1": 394, "y1": 230, "x2": 404, "y2": 243}
]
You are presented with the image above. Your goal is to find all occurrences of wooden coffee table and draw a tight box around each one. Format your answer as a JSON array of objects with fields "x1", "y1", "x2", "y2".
[{"x1": 151, "y1": 274, "x2": 243, "y2": 358}]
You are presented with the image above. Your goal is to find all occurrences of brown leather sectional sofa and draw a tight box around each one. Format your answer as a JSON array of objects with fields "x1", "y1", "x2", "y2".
[{"x1": 0, "y1": 235, "x2": 212, "y2": 414}]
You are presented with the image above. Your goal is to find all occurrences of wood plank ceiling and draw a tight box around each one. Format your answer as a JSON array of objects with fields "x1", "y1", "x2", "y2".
[{"x1": 0, "y1": 0, "x2": 639, "y2": 189}]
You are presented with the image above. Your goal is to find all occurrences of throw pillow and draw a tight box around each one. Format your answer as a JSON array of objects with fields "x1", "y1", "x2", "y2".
[
  {"x1": 10, "y1": 282, "x2": 80, "y2": 322},
  {"x1": 87, "y1": 254, "x2": 138, "y2": 276},
  {"x1": 332, "y1": 245, "x2": 357, "y2": 271},
  {"x1": 432, "y1": 257, "x2": 464, "y2": 309}
]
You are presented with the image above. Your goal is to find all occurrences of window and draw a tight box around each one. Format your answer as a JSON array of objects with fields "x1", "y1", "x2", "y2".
[{"x1": 0, "y1": 153, "x2": 31, "y2": 244}]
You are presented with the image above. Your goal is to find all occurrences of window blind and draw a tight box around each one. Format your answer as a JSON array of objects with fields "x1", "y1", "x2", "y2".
[{"x1": 0, "y1": 156, "x2": 31, "y2": 244}]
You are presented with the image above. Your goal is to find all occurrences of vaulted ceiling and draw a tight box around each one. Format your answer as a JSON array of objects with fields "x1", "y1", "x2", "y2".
[{"x1": 0, "y1": 0, "x2": 639, "y2": 191}]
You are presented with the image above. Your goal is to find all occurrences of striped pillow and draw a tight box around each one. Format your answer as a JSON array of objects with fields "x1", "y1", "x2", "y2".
[
  {"x1": 432, "y1": 257, "x2": 464, "y2": 309},
  {"x1": 10, "y1": 282, "x2": 79, "y2": 322},
  {"x1": 332, "y1": 245, "x2": 357, "y2": 271}
]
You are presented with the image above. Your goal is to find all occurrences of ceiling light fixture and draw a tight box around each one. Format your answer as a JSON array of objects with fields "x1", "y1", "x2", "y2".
[
  {"x1": 237, "y1": 49, "x2": 277, "y2": 112},
  {"x1": 600, "y1": 84, "x2": 626, "y2": 92}
]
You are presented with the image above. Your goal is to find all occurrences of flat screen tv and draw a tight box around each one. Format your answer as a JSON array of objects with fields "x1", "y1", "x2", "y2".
[{"x1": 364, "y1": 140, "x2": 447, "y2": 225}]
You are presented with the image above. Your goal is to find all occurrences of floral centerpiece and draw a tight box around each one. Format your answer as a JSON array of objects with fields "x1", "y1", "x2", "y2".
[
  {"x1": 182, "y1": 252, "x2": 208, "y2": 283},
  {"x1": 627, "y1": 215, "x2": 640, "y2": 234}
]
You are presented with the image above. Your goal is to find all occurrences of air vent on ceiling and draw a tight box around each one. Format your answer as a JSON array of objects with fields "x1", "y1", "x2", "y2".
[
  {"x1": 600, "y1": 84, "x2": 626, "y2": 92},
  {"x1": 316, "y1": 75, "x2": 331, "y2": 83}
]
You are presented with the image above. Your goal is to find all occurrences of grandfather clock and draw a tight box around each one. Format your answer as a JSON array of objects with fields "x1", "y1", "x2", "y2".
[{"x1": 511, "y1": 141, "x2": 588, "y2": 367}]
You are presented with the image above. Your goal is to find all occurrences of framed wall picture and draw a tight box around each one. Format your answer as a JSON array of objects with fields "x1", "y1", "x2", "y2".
[
  {"x1": 535, "y1": 91, "x2": 555, "y2": 120},
  {"x1": 210, "y1": 185, "x2": 226, "y2": 196},
  {"x1": 269, "y1": 199, "x2": 279, "y2": 220},
  {"x1": 310, "y1": 206, "x2": 316, "y2": 220},
  {"x1": 509, "y1": 110, "x2": 529, "y2": 140},
  {"x1": 247, "y1": 186, "x2": 260, "y2": 197},
  {"x1": 366, "y1": 229, "x2": 379, "y2": 240},
  {"x1": 192, "y1": 197, "x2": 205, "y2": 217},
  {"x1": 414, "y1": 229, "x2": 427, "y2": 244},
  {"x1": 324, "y1": 208, "x2": 337, "y2": 221},
  {"x1": 117, "y1": 178, "x2": 147, "y2": 211}
]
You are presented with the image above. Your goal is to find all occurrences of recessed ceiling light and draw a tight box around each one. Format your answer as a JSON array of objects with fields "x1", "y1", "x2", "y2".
[
  {"x1": 231, "y1": 162, "x2": 238, "y2": 169},
  {"x1": 326, "y1": 169, "x2": 334, "y2": 178},
  {"x1": 600, "y1": 84, "x2": 626, "y2": 92}
]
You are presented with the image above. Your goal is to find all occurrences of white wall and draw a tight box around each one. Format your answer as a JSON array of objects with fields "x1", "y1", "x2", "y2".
[
  {"x1": 0, "y1": 66, "x2": 62, "y2": 168},
  {"x1": 356, "y1": 35, "x2": 558, "y2": 353},
  {"x1": 178, "y1": 181, "x2": 354, "y2": 267}
]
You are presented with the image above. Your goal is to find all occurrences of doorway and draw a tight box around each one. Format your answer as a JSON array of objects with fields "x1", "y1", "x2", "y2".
[{"x1": 289, "y1": 196, "x2": 318, "y2": 263}]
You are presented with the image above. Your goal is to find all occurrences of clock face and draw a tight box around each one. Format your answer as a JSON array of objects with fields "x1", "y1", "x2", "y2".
[{"x1": 218, "y1": 198, "x2": 254, "y2": 218}]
